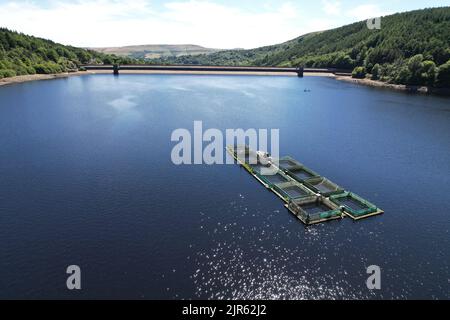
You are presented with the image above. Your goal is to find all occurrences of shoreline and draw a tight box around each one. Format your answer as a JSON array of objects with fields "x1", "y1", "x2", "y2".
[
  {"x1": 1, "y1": 71, "x2": 448, "y2": 96},
  {"x1": 0, "y1": 72, "x2": 87, "y2": 86},
  {"x1": 335, "y1": 75, "x2": 450, "y2": 96},
  {"x1": 0, "y1": 70, "x2": 335, "y2": 87}
]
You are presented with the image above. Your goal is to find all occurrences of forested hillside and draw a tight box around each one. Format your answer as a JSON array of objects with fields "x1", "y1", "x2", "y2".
[
  {"x1": 155, "y1": 7, "x2": 450, "y2": 87},
  {"x1": 2, "y1": 7, "x2": 450, "y2": 87},
  {"x1": 0, "y1": 28, "x2": 139, "y2": 79},
  {"x1": 153, "y1": 32, "x2": 321, "y2": 67}
]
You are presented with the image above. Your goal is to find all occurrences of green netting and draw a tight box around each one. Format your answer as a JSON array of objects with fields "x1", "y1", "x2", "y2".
[
  {"x1": 257, "y1": 171, "x2": 290, "y2": 187},
  {"x1": 285, "y1": 164, "x2": 321, "y2": 182},
  {"x1": 272, "y1": 181, "x2": 314, "y2": 201},
  {"x1": 288, "y1": 196, "x2": 342, "y2": 224},
  {"x1": 304, "y1": 176, "x2": 344, "y2": 196},
  {"x1": 276, "y1": 156, "x2": 303, "y2": 171},
  {"x1": 228, "y1": 145, "x2": 382, "y2": 224},
  {"x1": 330, "y1": 192, "x2": 378, "y2": 217}
]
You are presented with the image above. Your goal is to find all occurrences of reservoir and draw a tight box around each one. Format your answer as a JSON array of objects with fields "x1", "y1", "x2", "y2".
[{"x1": 0, "y1": 74, "x2": 449, "y2": 299}]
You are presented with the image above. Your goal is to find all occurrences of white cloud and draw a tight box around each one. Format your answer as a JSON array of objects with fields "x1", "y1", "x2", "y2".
[
  {"x1": 322, "y1": 0, "x2": 341, "y2": 16},
  {"x1": 0, "y1": 0, "x2": 403, "y2": 49},
  {"x1": 348, "y1": 4, "x2": 390, "y2": 20},
  {"x1": 305, "y1": 18, "x2": 339, "y2": 33},
  {"x1": 159, "y1": 0, "x2": 303, "y2": 48},
  {"x1": 0, "y1": 0, "x2": 155, "y2": 45},
  {"x1": 0, "y1": 0, "x2": 306, "y2": 49}
]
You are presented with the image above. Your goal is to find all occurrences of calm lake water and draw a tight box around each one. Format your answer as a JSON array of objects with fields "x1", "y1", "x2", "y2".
[{"x1": 0, "y1": 74, "x2": 449, "y2": 299}]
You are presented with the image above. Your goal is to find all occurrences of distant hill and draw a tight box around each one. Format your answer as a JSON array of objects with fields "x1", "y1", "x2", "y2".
[
  {"x1": 1, "y1": 7, "x2": 450, "y2": 87},
  {"x1": 0, "y1": 28, "x2": 139, "y2": 78},
  {"x1": 153, "y1": 32, "x2": 321, "y2": 66},
  {"x1": 90, "y1": 44, "x2": 221, "y2": 59},
  {"x1": 155, "y1": 7, "x2": 450, "y2": 87}
]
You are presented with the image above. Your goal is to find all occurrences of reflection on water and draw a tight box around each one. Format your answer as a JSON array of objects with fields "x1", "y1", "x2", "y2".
[
  {"x1": 192, "y1": 197, "x2": 377, "y2": 300},
  {"x1": 108, "y1": 95, "x2": 138, "y2": 111}
]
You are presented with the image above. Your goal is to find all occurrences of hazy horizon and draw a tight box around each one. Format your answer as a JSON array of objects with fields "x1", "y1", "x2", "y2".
[{"x1": 1, "y1": 1, "x2": 450, "y2": 49}]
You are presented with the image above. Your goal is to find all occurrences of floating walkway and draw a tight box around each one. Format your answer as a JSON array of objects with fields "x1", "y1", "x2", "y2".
[{"x1": 226, "y1": 145, "x2": 384, "y2": 225}]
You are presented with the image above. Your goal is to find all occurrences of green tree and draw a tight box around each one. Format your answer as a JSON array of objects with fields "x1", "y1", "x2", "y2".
[
  {"x1": 436, "y1": 60, "x2": 450, "y2": 87},
  {"x1": 421, "y1": 60, "x2": 437, "y2": 86},
  {"x1": 352, "y1": 66, "x2": 366, "y2": 79},
  {"x1": 46, "y1": 48, "x2": 59, "y2": 62},
  {"x1": 152, "y1": 7, "x2": 450, "y2": 88},
  {"x1": 407, "y1": 54, "x2": 424, "y2": 85},
  {"x1": 0, "y1": 28, "x2": 141, "y2": 79},
  {"x1": 371, "y1": 64, "x2": 380, "y2": 80},
  {"x1": 395, "y1": 65, "x2": 412, "y2": 84},
  {"x1": 0, "y1": 69, "x2": 16, "y2": 78}
]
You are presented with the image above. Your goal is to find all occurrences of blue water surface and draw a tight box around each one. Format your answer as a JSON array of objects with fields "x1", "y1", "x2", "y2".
[{"x1": 0, "y1": 74, "x2": 449, "y2": 299}]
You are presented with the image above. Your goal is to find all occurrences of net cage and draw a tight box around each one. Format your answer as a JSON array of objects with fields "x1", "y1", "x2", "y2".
[
  {"x1": 272, "y1": 181, "x2": 315, "y2": 201},
  {"x1": 285, "y1": 164, "x2": 321, "y2": 183},
  {"x1": 227, "y1": 145, "x2": 383, "y2": 224},
  {"x1": 276, "y1": 156, "x2": 303, "y2": 171},
  {"x1": 257, "y1": 170, "x2": 291, "y2": 187},
  {"x1": 303, "y1": 176, "x2": 344, "y2": 197},
  {"x1": 329, "y1": 192, "x2": 378, "y2": 217},
  {"x1": 288, "y1": 196, "x2": 342, "y2": 224}
]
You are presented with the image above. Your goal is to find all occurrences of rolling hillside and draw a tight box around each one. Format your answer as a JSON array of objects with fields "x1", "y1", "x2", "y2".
[
  {"x1": 153, "y1": 32, "x2": 321, "y2": 66},
  {"x1": 90, "y1": 44, "x2": 221, "y2": 59},
  {"x1": 1, "y1": 7, "x2": 450, "y2": 87},
  {"x1": 155, "y1": 7, "x2": 450, "y2": 86},
  {"x1": 0, "y1": 28, "x2": 140, "y2": 78}
]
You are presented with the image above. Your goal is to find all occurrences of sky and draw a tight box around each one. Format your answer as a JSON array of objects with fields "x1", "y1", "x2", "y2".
[{"x1": 1, "y1": 0, "x2": 449, "y2": 49}]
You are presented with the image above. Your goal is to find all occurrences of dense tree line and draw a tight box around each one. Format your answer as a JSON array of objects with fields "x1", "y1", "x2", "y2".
[
  {"x1": 155, "y1": 7, "x2": 450, "y2": 87},
  {"x1": 0, "y1": 28, "x2": 142, "y2": 79},
  {"x1": 2, "y1": 7, "x2": 449, "y2": 87}
]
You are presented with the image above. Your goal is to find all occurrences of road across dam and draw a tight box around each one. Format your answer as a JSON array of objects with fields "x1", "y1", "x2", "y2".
[{"x1": 82, "y1": 64, "x2": 352, "y2": 77}]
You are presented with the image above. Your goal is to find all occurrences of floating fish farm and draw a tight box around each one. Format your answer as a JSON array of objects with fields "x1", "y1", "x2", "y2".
[{"x1": 226, "y1": 145, "x2": 384, "y2": 225}]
